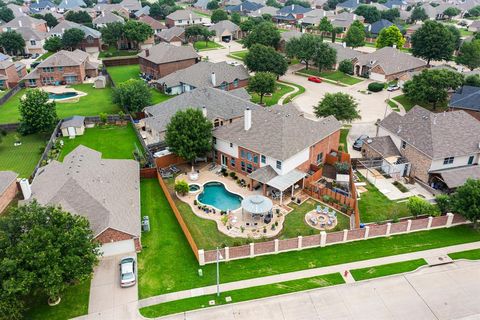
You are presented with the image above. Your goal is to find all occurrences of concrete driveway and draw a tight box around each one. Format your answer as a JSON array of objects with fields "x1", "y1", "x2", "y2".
[
  {"x1": 87, "y1": 253, "x2": 139, "y2": 320},
  {"x1": 197, "y1": 40, "x2": 245, "y2": 64}
]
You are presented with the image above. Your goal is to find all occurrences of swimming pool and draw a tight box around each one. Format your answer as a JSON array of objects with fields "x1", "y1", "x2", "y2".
[
  {"x1": 48, "y1": 92, "x2": 78, "y2": 100},
  {"x1": 197, "y1": 181, "x2": 243, "y2": 211},
  {"x1": 189, "y1": 184, "x2": 201, "y2": 193}
]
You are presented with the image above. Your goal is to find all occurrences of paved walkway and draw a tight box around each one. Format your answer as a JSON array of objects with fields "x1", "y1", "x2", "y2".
[
  {"x1": 138, "y1": 241, "x2": 480, "y2": 309},
  {"x1": 277, "y1": 81, "x2": 299, "y2": 105}
]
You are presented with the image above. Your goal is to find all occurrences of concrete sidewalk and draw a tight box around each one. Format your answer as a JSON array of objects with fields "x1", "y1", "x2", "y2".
[{"x1": 138, "y1": 241, "x2": 480, "y2": 309}]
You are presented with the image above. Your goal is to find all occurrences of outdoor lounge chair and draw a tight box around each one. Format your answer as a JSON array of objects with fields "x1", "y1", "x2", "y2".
[
  {"x1": 323, "y1": 207, "x2": 329, "y2": 214},
  {"x1": 208, "y1": 163, "x2": 217, "y2": 171},
  {"x1": 316, "y1": 205, "x2": 322, "y2": 213},
  {"x1": 169, "y1": 165, "x2": 180, "y2": 174}
]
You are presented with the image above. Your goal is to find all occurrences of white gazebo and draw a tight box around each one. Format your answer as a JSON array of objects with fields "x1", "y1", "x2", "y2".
[{"x1": 241, "y1": 195, "x2": 273, "y2": 226}]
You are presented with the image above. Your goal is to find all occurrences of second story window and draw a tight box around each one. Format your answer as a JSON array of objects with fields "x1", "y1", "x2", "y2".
[
  {"x1": 443, "y1": 157, "x2": 454, "y2": 165},
  {"x1": 30, "y1": 40, "x2": 36, "y2": 45},
  {"x1": 261, "y1": 155, "x2": 266, "y2": 164},
  {"x1": 42, "y1": 67, "x2": 54, "y2": 73},
  {"x1": 276, "y1": 160, "x2": 282, "y2": 170},
  {"x1": 58, "y1": 67, "x2": 63, "y2": 72},
  {"x1": 401, "y1": 140, "x2": 406, "y2": 149},
  {"x1": 212, "y1": 137, "x2": 216, "y2": 145}
]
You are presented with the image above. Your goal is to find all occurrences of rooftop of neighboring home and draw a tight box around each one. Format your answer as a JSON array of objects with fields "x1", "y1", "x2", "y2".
[
  {"x1": 155, "y1": 61, "x2": 249, "y2": 89},
  {"x1": 93, "y1": 11, "x2": 125, "y2": 25},
  {"x1": 58, "y1": 0, "x2": 86, "y2": 10},
  {"x1": 138, "y1": 42, "x2": 199, "y2": 65},
  {"x1": 8, "y1": 3, "x2": 27, "y2": 17},
  {"x1": 300, "y1": 8, "x2": 334, "y2": 24},
  {"x1": 15, "y1": 27, "x2": 48, "y2": 41},
  {"x1": 2, "y1": 15, "x2": 46, "y2": 30},
  {"x1": 0, "y1": 60, "x2": 25, "y2": 78},
  {"x1": 24, "y1": 145, "x2": 140, "y2": 239},
  {"x1": 139, "y1": 15, "x2": 166, "y2": 30},
  {"x1": 430, "y1": 165, "x2": 480, "y2": 189},
  {"x1": 420, "y1": 2, "x2": 452, "y2": 18},
  {"x1": 0, "y1": 53, "x2": 10, "y2": 61},
  {"x1": 213, "y1": 104, "x2": 342, "y2": 161},
  {"x1": 367, "y1": 19, "x2": 393, "y2": 35},
  {"x1": 458, "y1": 0, "x2": 480, "y2": 11},
  {"x1": 194, "y1": 0, "x2": 209, "y2": 9},
  {"x1": 384, "y1": 0, "x2": 406, "y2": 8},
  {"x1": 29, "y1": 0, "x2": 56, "y2": 12},
  {"x1": 379, "y1": 106, "x2": 480, "y2": 159},
  {"x1": 449, "y1": 85, "x2": 480, "y2": 112},
  {"x1": 144, "y1": 87, "x2": 258, "y2": 133},
  {"x1": 363, "y1": 136, "x2": 402, "y2": 158},
  {"x1": 226, "y1": 1, "x2": 264, "y2": 12},
  {"x1": 157, "y1": 26, "x2": 185, "y2": 41},
  {"x1": 327, "y1": 42, "x2": 361, "y2": 61},
  {"x1": 329, "y1": 12, "x2": 362, "y2": 28},
  {"x1": 94, "y1": 3, "x2": 129, "y2": 15},
  {"x1": 469, "y1": 20, "x2": 480, "y2": 29},
  {"x1": 166, "y1": 9, "x2": 201, "y2": 20},
  {"x1": 280, "y1": 30, "x2": 303, "y2": 42},
  {"x1": 0, "y1": 171, "x2": 18, "y2": 195},
  {"x1": 277, "y1": 4, "x2": 312, "y2": 15},
  {"x1": 353, "y1": 46, "x2": 426, "y2": 75},
  {"x1": 337, "y1": 0, "x2": 360, "y2": 10},
  {"x1": 134, "y1": 5, "x2": 150, "y2": 17},
  {"x1": 120, "y1": 0, "x2": 142, "y2": 11},
  {"x1": 48, "y1": 20, "x2": 101, "y2": 38},
  {"x1": 61, "y1": 115, "x2": 85, "y2": 129},
  {"x1": 248, "y1": 5, "x2": 278, "y2": 17},
  {"x1": 209, "y1": 20, "x2": 240, "y2": 35}
]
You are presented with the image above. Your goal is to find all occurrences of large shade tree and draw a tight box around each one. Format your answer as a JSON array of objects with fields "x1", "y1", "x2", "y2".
[
  {"x1": 19, "y1": 89, "x2": 58, "y2": 135},
  {"x1": 112, "y1": 79, "x2": 152, "y2": 112},
  {"x1": 314, "y1": 92, "x2": 361, "y2": 122},
  {"x1": 165, "y1": 108, "x2": 213, "y2": 165},
  {"x1": 100, "y1": 21, "x2": 125, "y2": 49},
  {"x1": 452, "y1": 179, "x2": 480, "y2": 229},
  {"x1": 61, "y1": 28, "x2": 85, "y2": 50},
  {"x1": 285, "y1": 33, "x2": 321, "y2": 70},
  {"x1": 318, "y1": 16, "x2": 333, "y2": 38},
  {"x1": 123, "y1": 20, "x2": 153, "y2": 49},
  {"x1": 244, "y1": 44, "x2": 288, "y2": 77},
  {"x1": 375, "y1": 25, "x2": 405, "y2": 48},
  {"x1": 411, "y1": 20, "x2": 456, "y2": 66},
  {"x1": 456, "y1": 40, "x2": 480, "y2": 71},
  {"x1": 243, "y1": 21, "x2": 281, "y2": 48},
  {"x1": 345, "y1": 20, "x2": 366, "y2": 48},
  {"x1": 314, "y1": 42, "x2": 337, "y2": 73},
  {"x1": 210, "y1": 9, "x2": 228, "y2": 23},
  {"x1": 248, "y1": 72, "x2": 276, "y2": 104},
  {"x1": 354, "y1": 5, "x2": 381, "y2": 23},
  {"x1": 0, "y1": 30, "x2": 25, "y2": 55},
  {"x1": 410, "y1": 6, "x2": 428, "y2": 22}
]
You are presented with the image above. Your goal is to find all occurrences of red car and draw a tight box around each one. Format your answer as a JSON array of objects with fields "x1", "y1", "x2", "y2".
[{"x1": 308, "y1": 76, "x2": 322, "y2": 83}]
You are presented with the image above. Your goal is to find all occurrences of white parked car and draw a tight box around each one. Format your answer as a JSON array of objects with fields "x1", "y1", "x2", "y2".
[
  {"x1": 119, "y1": 257, "x2": 136, "y2": 288},
  {"x1": 387, "y1": 85, "x2": 400, "y2": 92},
  {"x1": 226, "y1": 61, "x2": 241, "y2": 67}
]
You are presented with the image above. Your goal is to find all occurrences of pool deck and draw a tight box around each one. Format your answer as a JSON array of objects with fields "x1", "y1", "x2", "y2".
[{"x1": 42, "y1": 85, "x2": 87, "y2": 102}]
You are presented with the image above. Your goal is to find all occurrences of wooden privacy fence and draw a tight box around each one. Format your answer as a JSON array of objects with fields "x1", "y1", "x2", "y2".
[
  {"x1": 102, "y1": 56, "x2": 139, "y2": 67},
  {"x1": 198, "y1": 213, "x2": 467, "y2": 265}
]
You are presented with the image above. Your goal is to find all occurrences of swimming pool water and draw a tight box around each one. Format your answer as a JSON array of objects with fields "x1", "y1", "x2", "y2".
[
  {"x1": 198, "y1": 182, "x2": 243, "y2": 211},
  {"x1": 48, "y1": 92, "x2": 78, "y2": 100}
]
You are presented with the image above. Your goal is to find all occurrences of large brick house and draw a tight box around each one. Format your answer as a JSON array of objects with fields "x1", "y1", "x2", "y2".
[
  {"x1": 0, "y1": 171, "x2": 18, "y2": 214},
  {"x1": 23, "y1": 49, "x2": 98, "y2": 87},
  {"x1": 165, "y1": 10, "x2": 204, "y2": 28},
  {"x1": 22, "y1": 146, "x2": 142, "y2": 251},
  {"x1": 1, "y1": 15, "x2": 48, "y2": 33},
  {"x1": 0, "y1": 59, "x2": 27, "y2": 89},
  {"x1": 48, "y1": 21, "x2": 102, "y2": 53},
  {"x1": 155, "y1": 61, "x2": 249, "y2": 95},
  {"x1": 367, "y1": 106, "x2": 480, "y2": 191},
  {"x1": 138, "y1": 43, "x2": 200, "y2": 80}
]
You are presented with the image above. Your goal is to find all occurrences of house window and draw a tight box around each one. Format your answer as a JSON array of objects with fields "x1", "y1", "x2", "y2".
[
  {"x1": 220, "y1": 82, "x2": 228, "y2": 90},
  {"x1": 230, "y1": 143, "x2": 233, "y2": 148},
  {"x1": 261, "y1": 155, "x2": 266, "y2": 164},
  {"x1": 316, "y1": 152, "x2": 323, "y2": 164},
  {"x1": 233, "y1": 78, "x2": 239, "y2": 88},
  {"x1": 42, "y1": 77, "x2": 54, "y2": 84},
  {"x1": 65, "y1": 75, "x2": 77, "y2": 84},
  {"x1": 468, "y1": 155, "x2": 474, "y2": 165},
  {"x1": 213, "y1": 137, "x2": 216, "y2": 144},
  {"x1": 241, "y1": 161, "x2": 245, "y2": 172},
  {"x1": 246, "y1": 163, "x2": 253, "y2": 173},
  {"x1": 0, "y1": 80, "x2": 4, "y2": 88},
  {"x1": 276, "y1": 160, "x2": 282, "y2": 170},
  {"x1": 42, "y1": 67, "x2": 54, "y2": 72},
  {"x1": 230, "y1": 158, "x2": 235, "y2": 167},
  {"x1": 241, "y1": 150, "x2": 245, "y2": 158},
  {"x1": 443, "y1": 157, "x2": 454, "y2": 165},
  {"x1": 214, "y1": 119, "x2": 221, "y2": 127},
  {"x1": 28, "y1": 79, "x2": 36, "y2": 86},
  {"x1": 401, "y1": 140, "x2": 406, "y2": 149},
  {"x1": 246, "y1": 152, "x2": 252, "y2": 161},
  {"x1": 213, "y1": 150, "x2": 217, "y2": 160},
  {"x1": 30, "y1": 40, "x2": 36, "y2": 45},
  {"x1": 58, "y1": 67, "x2": 63, "y2": 71},
  {"x1": 86, "y1": 36, "x2": 94, "y2": 44},
  {"x1": 253, "y1": 155, "x2": 258, "y2": 164}
]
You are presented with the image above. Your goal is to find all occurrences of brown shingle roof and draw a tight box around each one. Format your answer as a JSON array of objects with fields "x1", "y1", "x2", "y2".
[{"x1": 137, "y1": 43, "x2": 199, "y2": 65}]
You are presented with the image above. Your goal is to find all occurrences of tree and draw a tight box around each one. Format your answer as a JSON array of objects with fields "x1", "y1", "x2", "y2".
[
  {"x1": 339, "y1": 59, "x2": 354, "y2": 74},
  {"x1": 403, "y1": 69, "x2": 464, "y2": 110},
  {"x1": 231, "y1": 12, "x2": 241, "y2": 25},
  {"x1": 465, "y1": 74, "x2": 480, "y2": 87},
  {"x1": 112, "y1": 79, "x2": 152, "y2": 112},
  {"x1": 435, "y1": 194, "x2": 452, "y2": 214},
  {"x1": 243, "y1": 22, "x2": 280, "y2": 48},
  {"x1": 201, "y1": 28, "x2": 215, "y2": 46},
  {"x1": 407, "y1": 196, "x2": 438, "y2": 217},
  {"x1": 211, "y1": 9, "x2": 228, "y2": 23},
  {"x1": 456, "y1": 40, "x2": 480, "y2": 71},
  {"x1": 244, "y1": 44, "x2": 288, "y2": 77},
  {"x1": 446, "y1": 25, "x2": 461, "y2": 51},
  {"x1": 248, "y1": 72, "x2": 276, "y2": 104},
  {"x1": 345, "y1": 20, "x2": 366, "y2": 48},
  {"x1": 19, "y1": 89, "x2": 57, "y2": 135},
  {"x1": 468, "y1": 5, "x2": 480, "y2": 17},
  {"x1": 318, "y1": 16, "x2": 333, "y2": 38},
  {"x1": 314, "y1": 92, "x2": 361, "y2": 122},
  {"x1": 0, "y1": 201, "x2": 100, "y2": 318},
  {"x1": 443, "y1": 6, "x2": 460, "y2": 19},
  {"x1": 331, "y1": 27, "x2": 343, "y2": 43},
  {"x1": 381, "y1": 8, "x2": 400, "y2": 22},
  {"x1": 100, "y1": 22, "x2": 124, "y2": 48},
  {"x1": 411, "y1": 20, "x2": 456, "y2": 66},
  {"x1": 43, "y1": 36, "x2": 63, "y2": 52},
  {"x1": 354, "y1": 5, "x2": 381, "y2": 23},
  {"x1": 266, "y1": 0, "x2": 282, "y2": 8},
  {"x1": 61, "y1": 28, "x2": 85, "y2": 50},
  {"x1": 65, "y1": 10, "x2": 92, "y2": 24},
  {"x1": 32, "y1": 12, "x2": 59, "y2": 27},
  {"x1": 123, "y1": 20, "x2": 153, "y2": 49},
  {"x1": 206, "y1": 0, "x2": 219, "y2": 10},
  {"x1": 165, "y1": 108, "x2": 213, "y2": 165},
  {"x1": 0, "y1": 6, "x2": 14, "y2": 22},
  {"x1": 375, "y1": 25, "x2": 405, "y2": 48},
  {"x1": 285, "y1": 33, "x2": 321, "y2": 70},
  {"x1": 452, "y1": 179, "x2": 480, "y2": 229},
  {"x1": 284, "y1": 0, "x2": 310, "y2": 7},
  {"x1": 174, "y1": 180, "x2": 190, "y2": 195},
  {"x1": 410, "y1": 6, "x2": 428, "y2": 22},
  {"x1": 0, "y1": 30, "x2": 25, "y2": 55},
  {"x1": 240, "y1": 19, "x2": 256, "y2": 33},
  {"x1": 314, "y1": 42, "x2": 337, "y2": 73}
]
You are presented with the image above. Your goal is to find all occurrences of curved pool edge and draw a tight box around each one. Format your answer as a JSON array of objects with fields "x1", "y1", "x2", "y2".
[{"x1": 195, "y1": 180, "x2": 244, "y2": 213}]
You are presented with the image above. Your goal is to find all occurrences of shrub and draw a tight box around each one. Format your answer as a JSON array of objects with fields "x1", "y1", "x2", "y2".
[
  {"x1": 335, "y1": 162, "x2": 350, "y2": 174},
  {"x1": 99, "y1": 112, "x2": 108, "y2": 124},
  {"x1": 339, "y1": 59, "x2": 354, "y2": 75},
  {"x1": 323, "y1": 195, "x2": 332, "y2": 203},
  {"x1": 174, "y1": 180, "x2": 189, "y2": 196},
  {"x1": 222, "y1": 171, "x2": 228, "y2": 177},
  {"x1": 435, "y1": 194, "x2": 451, "y2": 214},
  {"x1": 229, "y1": 171, "x2": 236, "y2": 178},
  {"x1": 407, "y1": 196, "x2": 438, "y2": 217},
  {"x1": 368, "y1": 82, "x2": 384, "y2": 92}
]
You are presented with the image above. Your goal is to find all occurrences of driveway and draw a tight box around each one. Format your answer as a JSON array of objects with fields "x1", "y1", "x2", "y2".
[{"x1": 197, "y1": 40, "x2": 245, "y2": 64}]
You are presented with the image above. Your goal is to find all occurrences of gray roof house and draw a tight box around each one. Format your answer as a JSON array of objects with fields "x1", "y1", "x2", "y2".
[
  {"x1": 449, "y1": 85, "x2": 480, "y2": 120},
  {"x1": 248, "y1": 5, "x2": 279, "y2": 17},
  {"x1": 377, "y1": 106, "x2": 480, "y2": 189},
  {"x1": 57, "y1": 0, "x2": 86, "y2": 12},
  {"x1": 92, "y1": 11, "x2": 124, "y2": 28},
  {"x1": 0, "y1": 171, "x2": 18, "y2": 213},
  {"x1": 155, "y1": 61, "x2": 249, "y2": 95},
  {"x1": 157, "y1": 26, "x2": 185, "y2": 44},
  {"x1": 209, "y1": 20, "x2": 242, "y2": 41},
  {"x1": 48, "y1": 20, "x2": 101, "y2": 39},
  {"x1": 120, "y1": 0, "x2": 142, "y2": 12},
  {"x1": 336, "y1": 0, "x2": 360, "y2": 12},
  {"x1": 23, "y1": 146, "x2": 141, "y2": 249}
]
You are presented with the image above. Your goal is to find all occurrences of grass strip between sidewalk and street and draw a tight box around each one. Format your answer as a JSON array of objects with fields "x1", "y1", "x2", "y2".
[
  {"x1": 350, "y1": 259, "x2": 427, "y2": 281},
  {"x1": 139, "y1": 273, "x2": 344, "y2": 318},
  {"x1": 448, "y1": 248, "x2": 480, "y2": 260}
]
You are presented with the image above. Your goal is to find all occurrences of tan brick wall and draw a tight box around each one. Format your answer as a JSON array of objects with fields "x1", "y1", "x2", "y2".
[
  {"x1": 139, "y1": 57, "x2": 198, "y2": 79},
  {"x1": 29, "y1": 63, "x2": 97, "y2": 87},
  {"x1": 401, "y1": 144, "x2": 431, "y2": 183},
  {"x1": 297, "y1": 129, "x2": 340, "y2": 172},
  {"x1": 95, "y1": 228, "x2": 141, "y2": 251},
  {"x1": 362, "y1": 142, "x2": 382, "y2": 158},
  {"x1": 0, "y1": 180, "x2": 17, "y2": 214}
]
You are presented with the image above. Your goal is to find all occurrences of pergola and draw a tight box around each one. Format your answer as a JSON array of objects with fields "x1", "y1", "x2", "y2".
[{"x1": 266, "y1": 169, "x2": 306, "y2": 204}]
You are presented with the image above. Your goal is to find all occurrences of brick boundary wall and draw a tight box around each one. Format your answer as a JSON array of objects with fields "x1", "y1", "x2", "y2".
[{"x1": 199, "y1": 213, "x2": 467, "y2": 265}]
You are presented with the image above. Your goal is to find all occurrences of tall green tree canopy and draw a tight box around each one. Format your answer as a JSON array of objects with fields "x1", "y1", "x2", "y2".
[
  {"x1": 100, "y1": 21, "x2": 125, "y2": 48},
  {"x1": 0, "y1": 30, "x2": 25, "y2": 55},
  {"x1": 32, "y1": 13, "x2": 59, "y2": 27},
  {"x1": 314, "y1": 92, "x2": 361, "y2": 122},
  {"x1": 354, "y1": 5, "x2": 381, "y2": 23},
  {"x1": 411, "y1": 20, "x2": 455, "y2": 65},
  {"x1": 345, "y1": 20, "x2": 366, "y2": 48},
  {"x1": 0, "y1": 201, "x2": 100, "y2": 318},
  {"x1": 61, "y1": 28, "x2": 85, "y2": 50},
  {"x1": 43, "y1": 36, "x2": 63, "y2": 52},
  {"x1": 318, "y1": 16, "x2": 333, "y2": 37},
  {"x1": 0, "y1": 6, "x2": 14, "y2": 22},
  {"x1": 112, "y1": 79, "x2": 152, "y2": 112},
  {"x1": 381, "y1": 8, "x2": 400, "y2": 22},
  {"x1": 244, "y1": 43, "x2": 288, "y2": 77},
  {"x1": 65, "y1": 10, "x2": 92, "y2": 24},
  {"x1": 248, "y1": 72, "x2": 276, "y2": 104},
  {"x1": 375, "y1": 25, "x2": 405, "y2": 48},
  {"x1": 243, "y1": 22, "x2": 280, "y2": 48},
  {"x1": 284, "y1": 0, "x2": 310, "y2": 7},
  {"x1": 207, "y1": 0, "x2": 219, "y2": 10},
  {"x1": 123, "y1": 20, "x2": 153, "y2": 48},
  {"x1": 443, "y1": 6, "x2": 460, "y2": 18},
  {"x1": 465, "y1": 74, "x2": 480, "y2": 87},
  {"x1": 210, "y1": 9, "x2": 228, "y2": 23},
  {"x1": 285, "y1": 33, "x2": 321, "y2": 70},
  {"x1": 403, "y1": 69, "x2": 464, "y2": 110},
  {"x1": 231, "y1": 12, "x2": 241, "y2": 24},
  {"x1": 410, "y1": 6, "x2": 428, "y2": 22},
  {"x1": 165, "y1": 108, "x2": 213, "y2": 164},
  {"x1": 19, "y1": 89, "x2": 58, "y2": 135},
  {"x1": 314, "y1": 42, "x2": 337, "y2": 73},
  {"x1": 452, "y1": 179, "x2": 480, "y2": 229},
  {"x1": 456, "y1": 39, "x2": 480, "y2": 71}
]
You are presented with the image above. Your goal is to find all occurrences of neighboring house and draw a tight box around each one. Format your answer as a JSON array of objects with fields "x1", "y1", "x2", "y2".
[
  {"x1": 29, "y1": 0, "x2": 56, "y2": 13},
  {"x1": 213, "y1": 104, "x2": 341, "y2": 202},
  {"x1": 138, "y1": 43, "x2": 200, "y2": 80},
  {"x1": 157, "y1": 26, "x2": 185, "y2": 45},
  {"x1": 23, "y1": 49, "x2": 98, "y2": 87},
  {"x1": 329, "y1": 12, "x2": 363, "y2": 32},
  {"x1": 278, "y1": 30, "x2": 302, "y2": 52},
  {"x1": 421, "y1": 2, "x2": 451, "y2": 20},
  {"x1": 336, "y1": 0, "x2": 360, "y2": 12},
  {"x1": 274, "y1": 4, "x2": 311, "y2": 23},
  {"x1": 120, "y1": 0, "x2": 142, "y2": 12},
  {"x1": 469, "y1": 20, "x2": 480, "y2": 32},
  {"x1": 48, "y1": 20, "x2": 102, "y2": 53},
  {"x1": 165, "y1": 10, "x2": 203, "y2": 28},
  {"x1": 0, "y1": 171, "x2": 18, "y2": 214},
  {"x1": 351, "y1": 46, "x2": 426, "y2": 81},
  {"x1": 92, "y1": 11, "x2": 125, "y2": 28},
  {"x1": 134, "y1": 5, "x2": 150, "y2": 18},
  {"x1": 94, "y1": 3, "x2": 130, "y2": 18},
  {"x1": 327, "y1": 42, "x2": 360, "y2": 68},
  {"x1": 449, "y1": 85, "x2": 480, "y2": 121},
  {"x1": 366, "y1": 19, "x2": 393, "y2": 37},
  {"x1": 1, "y1": 15, "x2": 48, "y2": 33},
  {"x1": 22, "y1": 146, "x2": 142, "y2": 251},
  {"x1": 384, "y1": 0, "x2": 407, "y2": 10},
  {"x1": 155, "y1": 61, "x2": 249, "y2": 95},
  {"x1": 139, "y1": 15, "x2": 166, "y2": 35},
  {"x1": 15, "y1": 27, "x2": 48, "y2": 55},
  {"x1": 194, "y1": 0, "x2": 209, "y2": 10},
  {"x1": 61, "y1": 115, "x2": 85, "y2": 137},
  {"x1": 247, "y1": 6, "x2": 279, "y2": 18},
  {"x1": 143, "y1": 87, "x2": 258, "y2": 145},
  {"x1": 8, "y1": 3, "x2": 28, "y2": 17},
  {"x1": 226, "y1": 1, "x2": 264, "y2": 14},
  {"x1": 300, "y1": 8, "x2": 334, "y2": 26},
  {"x1": 57, "y1": 0, "x2": 86, "y2": 13},
  {"x1": 209, "y1": 20, "x2": 242, "y2": 42},
  {"x1": 373, "y1": 106, "x2": 480, "y2": 191},
  {"x1": 0, "y1": 60, "x2": 27, "y2": 88}
]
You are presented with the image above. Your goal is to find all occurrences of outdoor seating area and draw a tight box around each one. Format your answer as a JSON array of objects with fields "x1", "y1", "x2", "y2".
[
  {"x1": 159, "y1": 164, "x2": 181, "y2": 178},
  {"x1": 305, "y1": 205, "x2": 339, "y2": 231}
]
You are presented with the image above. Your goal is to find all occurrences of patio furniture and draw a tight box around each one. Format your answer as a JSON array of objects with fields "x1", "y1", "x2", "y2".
[
  {"x1": 316, "y1": 205, "x2": 322, "y2": 213},
  {"x1": 208, "y1": 163, "x2": 217, "y2": 171},
  {"x1": 169, "y1": 165, "x2": 180, "y2": 174}
]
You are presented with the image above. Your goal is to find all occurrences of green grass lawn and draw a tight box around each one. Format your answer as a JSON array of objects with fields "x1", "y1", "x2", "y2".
[
  {"x1": 228, "y1": 50, "x2": 248, "y2": 61},
  {"x1": 98, "y1": 47, "x2": 139, "y2": 58},
  {"x1": 350, "y1": 259, "x2": 427, "y2": 281},
  {"x1": 0, "y1": 84, "x2": 121, "y2": 124},
  {"x1": 139, "y1": 178, "x2": 480, "y2": 298},
  {"x1": 193, "y1": 41, "x2": 223, "y2": 51},
  {"x1": 459, "y1": 28, "x2": 474, "y2": 37},
  {"x1": 192, "y1": 9, "x2": 211, "y2": 17},
  {"x1": 298, "y1": 69, "x2": 363, "y2": 86},
  {"x1": 250, "y1": 82, "x2": 294, "y2": 106},
  {"x1": 387, "y1": 99, "x2": 400, "y2": 112},
  {"x1": 58, "y1": 123, "x2": 141, "y2": 161},
  {"x1": 392, "y1": 94, "x2": 448, "y2": 113},
  {"x1": 0, "y1": 132, "x2": 49, "y2": 178},
  {"x1": 279, "y1": 199, "x2": 350, "y2": 239},
  {"x1": 35, "y1": 51, "x2": 55, "y2": 61},
  {"x1": 448, "y1": 248, "x2": 480, "y2": 260},
  {"x1": 281, "y1": 81, "x2": 306, "y2": 104},
  {"x1": 140, "y1": 273, "x2": 344, "y2": 318},
  {"x1": 24, "y1": 278, "x2": 91, "y2": 320},
  {"x1": 340, "y1": 128, "x2": 349, "y2": 151}
]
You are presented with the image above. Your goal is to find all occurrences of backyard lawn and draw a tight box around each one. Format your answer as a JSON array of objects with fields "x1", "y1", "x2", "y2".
[
  {"x1": 350, "y1": 259, "x2": 427, "y2": 281},
  {"x1": 0, "y1": 85, "x2": 121, "y2": 124},
  {"x1": 298, "y1": 69, "x2": 363, "y2": 86},
  {"x1": 193, "y1": 41, "x2": 223, "y2": 51},
  {"x1": 0, "y1": 132, "x2": 49, "y2": 177},
  {"x1": 250, "y1": 82, "x2": 294, "y2": 106},
  {"x1": 98, "y1": 47, "x2": 139, "y2": 58},
  {"x1": 228, "y1": 50, "x2": 248, "y2": 61},
  {"x1": 281, "y1": 81, "x2": 306, "y2": 104},
  {"x1": 24, "y1": 278, "x2": 91, "y2": 320},
  {"x1": 139, "y1": 178, "x2": 480, "y2": 298},
  {"x1": 58, "y1": 123, "x2": 141, "y2": 161},
  {"x1": 392, "y1": 94, "x2": 448, "y2": 112},
  {"x1": 340, "y1": 128, "x2": 349, "y2": 151}
]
